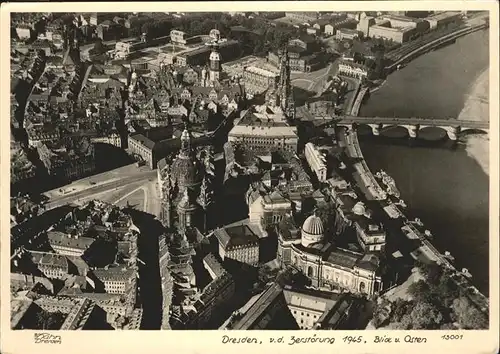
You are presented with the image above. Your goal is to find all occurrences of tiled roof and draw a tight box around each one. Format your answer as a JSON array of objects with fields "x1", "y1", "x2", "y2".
[
  {"x1": 325, "y1": 248, "x2": 362, "y2": 269},
  {"x1": 202, "y1": 253, "x2": 225, "y2": 278},
  {"x1": 92, "y1": 265, "x2": 135, "y2": 282},
  {"x1": 283, "y1": 288, "x2": 337, "y2": 312},
  {"x1": 47, "y1": 231, "x2": 95, "y2": 251},
  {"x1": 30, "y1": 250, "x2": 69, "y2": 269},
  {"x1": 214, "y1": 223, "x2": 260, "y2": 250}
]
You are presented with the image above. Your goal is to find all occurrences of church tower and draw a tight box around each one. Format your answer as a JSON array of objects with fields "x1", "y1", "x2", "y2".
[
  {"x1": 160, "y1": 163, "x2": 175, "y2": 229},
  {"x1": 208, "y1": 41, "x2": 221, "y2": 84},
  {"x1": 177, "y1": 188, "x2": 199, "y2": 232},
  {"x1": 278, "y1": 47, "x2": 295, "y2": 119},
  {"x1": 180, "y1": 123, "x2": 192, "y2": 157},
  {"x1": 197, "y1": 175, "x2": 214, "y2": 233}
]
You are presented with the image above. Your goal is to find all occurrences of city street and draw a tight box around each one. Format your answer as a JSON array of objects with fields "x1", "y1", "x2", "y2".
[{"x1": 44, "y1": 164, "x2": 157, "y2": 210}]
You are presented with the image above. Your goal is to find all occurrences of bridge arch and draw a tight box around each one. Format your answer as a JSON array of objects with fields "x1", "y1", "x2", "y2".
[
  {"x1": 379, "y1": 124, "x2": 411, "y2": 138},
  {"x1": 460, "y1": 128, "x2": 489, "y2": 136}
]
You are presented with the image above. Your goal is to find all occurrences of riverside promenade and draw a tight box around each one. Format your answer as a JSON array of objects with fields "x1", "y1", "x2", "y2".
[
  {"x1": 385, "y1": 22, "x2": 488, "y2": 73},
  {"x1": 337, "y1": 75, "x2": 489, "y2": 314}
]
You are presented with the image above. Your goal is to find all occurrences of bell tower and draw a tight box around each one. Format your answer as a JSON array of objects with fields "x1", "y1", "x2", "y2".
[
  {"x1": 180, "y1": 121, "x2": 192, "y2": 157},
  {"x1": 209, "y1": 41, "x2": 221, "y2": 84}
]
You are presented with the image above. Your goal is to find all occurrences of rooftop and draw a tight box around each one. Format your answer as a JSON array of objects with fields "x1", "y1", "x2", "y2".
[
  {"x1": 230, "y1": 282, "x2": 283, "y2": 330},
  {"x1": 92, "y1": 265, "x2": 136, "y2": 283},
  {"x1": 214, "y1": 222, "x2": 260, "y2": 249},
  {"x1": 202, "y1": 253, "x2": 225, "y2": 279},
  {"x1": 30, "y1": 251, "x2": 69, "y2": 269},
  {"x1": 47, "y1": 231, "x2": 95, "y2": 251},
  {"x1": 283, "y1": 286, "x2": 338, "y2": 313},
  {"x1": 244, "y1": 65, "x2": 279, "y2": 78}
]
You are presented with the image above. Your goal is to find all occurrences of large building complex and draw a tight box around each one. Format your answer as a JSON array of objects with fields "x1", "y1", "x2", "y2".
[
  {"x1": 242, "y1": 66, "x2": 279, "y2": 95},
  {"x1": 304, "y1": 142, "x2": 328, "y2": 182},
  {"x1": 228, "y1": 105, "x2": 298, "y2": 155},
  {"x1": 277, "y1": 212, "x2": 383, "y2": 295}
]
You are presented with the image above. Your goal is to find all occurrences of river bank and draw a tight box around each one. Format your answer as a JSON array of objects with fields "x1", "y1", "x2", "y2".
[
  {"x1": 458, "y1": 68, "x2": 489, "y2": 175},
  {"x1": 357, "y1": 30, "x2": 490, "y2": 295}
]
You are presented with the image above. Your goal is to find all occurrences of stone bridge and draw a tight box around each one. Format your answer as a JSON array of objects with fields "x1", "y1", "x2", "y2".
[{"x1": 318, "y1": 116, "x2": 489, "y2": 140}]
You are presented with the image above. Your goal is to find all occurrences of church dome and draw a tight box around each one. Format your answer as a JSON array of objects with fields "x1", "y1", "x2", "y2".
[
  {"x1": 301, "y1": 213, "x2": 324, "y2": 247},
  {"x1": 353, "y1": 201, "x2": 366, "y2": 216},
  {"x1": 171, "y1": 155, "x2": 202, "y2": 189}
]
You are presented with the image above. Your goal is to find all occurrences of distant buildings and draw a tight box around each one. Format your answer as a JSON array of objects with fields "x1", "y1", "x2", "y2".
[
  {"x1": 175, "y1": 40, "x2": 240, "y2": 67},
  {"x1": 284, "y1": 12, "x2": 320, "y2": 24},
  {"x1": 328, "y1": 185, "x2": 387, "y2": 253},
  {"x1": 170, "y1": 29, "x2": 190, "y2": 45},
  {"x1": 15, "y1": 24, "x2": 33, "y2": 40},
  {"x1": 268, "y1": 34, "x2": 322, "y2": 73},
  {"x1": 425, "y1": 11, "x2": 462, "y2": 30},
  {"x1": 336, "y1": 28, "x2": 362, "y2": 41},
  {"x1": 355, "y1": 12, "x2": 449, "y2": 43},
  {"x1": 368, "y1": 24, "x2": 416, "y2": 44},
  {"x1": 337, "y1": 60, "x2": 370, "y2": 80},
  {"x1": 324, "y1": 18, "x2": 358, "y2": 36}
]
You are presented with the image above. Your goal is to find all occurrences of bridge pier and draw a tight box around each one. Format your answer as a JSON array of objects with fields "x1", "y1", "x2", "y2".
[
  {"x1": 368, "y1": 124, "x2": 381, "y2": 136},
  {"x1": 406, "y1": 125, "x2": 419, "y2": 139},
  {"x1": 447, "y1": 126, "x2": 461, "y2": 141},
  {"x1": 344, "y1": 123, "x2": 354, "y2": 132}
]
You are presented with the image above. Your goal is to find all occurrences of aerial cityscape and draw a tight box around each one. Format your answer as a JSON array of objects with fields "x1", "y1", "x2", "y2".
[{"x1": 9, "y1": 10, "x2": 490, "y2": 331}]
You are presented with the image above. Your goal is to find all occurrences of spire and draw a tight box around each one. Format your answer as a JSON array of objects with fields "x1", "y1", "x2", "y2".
[
  {"x1": 278, "y1": 44, "x2": 294, "y2": 119},
  {"x1": 180, "y1": 121, "x2": 192, "y2": 155}
]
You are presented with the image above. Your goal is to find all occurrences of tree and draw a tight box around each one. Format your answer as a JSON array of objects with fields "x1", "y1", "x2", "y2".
[
  {"x1": 452, "y1": 297, "x2": 488, "y2": 329},
  {"x1": 408, "y1": 280, "x2": 431, "y2": 302},
  {"x1": 436, "y1": 273, "x2": 459, "y2": 306},
  {"x1": 418, "y1": 262, "x2": 443, "y2": 285},
  {"x1": 408, "y1": 301, "x2": 443, "y2": 329},
  {"x1": 397, "y1": 313, "x2": 413, "y2": 329},
  {"x1": 391, "y1": 298, "x2": 411, "y2": 322},
  {"x1": 257, "y1": 264, "x2": 279, "y2": 285}
]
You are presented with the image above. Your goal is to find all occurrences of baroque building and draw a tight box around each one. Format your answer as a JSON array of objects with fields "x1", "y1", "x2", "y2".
[
  {"x1": 157, "y1": 123, "x2": 216, "y2": 233},
  {"x1": 277, "y1": 211, "x2": 383, "y2": 296}
]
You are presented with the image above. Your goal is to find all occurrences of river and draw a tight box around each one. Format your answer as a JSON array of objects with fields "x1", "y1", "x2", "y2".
[{"x1": 358, "y1": 30, "x2": 490, "y2": 295}]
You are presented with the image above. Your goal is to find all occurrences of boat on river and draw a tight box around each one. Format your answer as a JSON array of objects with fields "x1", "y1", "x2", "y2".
[{"x1": 375, "y1": 170, "x2": 401, "y2": 198}]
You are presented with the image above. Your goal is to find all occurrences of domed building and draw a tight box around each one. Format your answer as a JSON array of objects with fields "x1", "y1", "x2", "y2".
[
  {"x1": 157, "y1": 123, "x2": 215, "y2": 233},
  {"x1": 170, "y1": 129, "x2": 203, "y2": 190},
  {"x1": 277, "y1": 210, "x2": 383, "y2": 296},
  {"x1": 301, "y1": 212, "x2": 325, "y2": 247}
]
